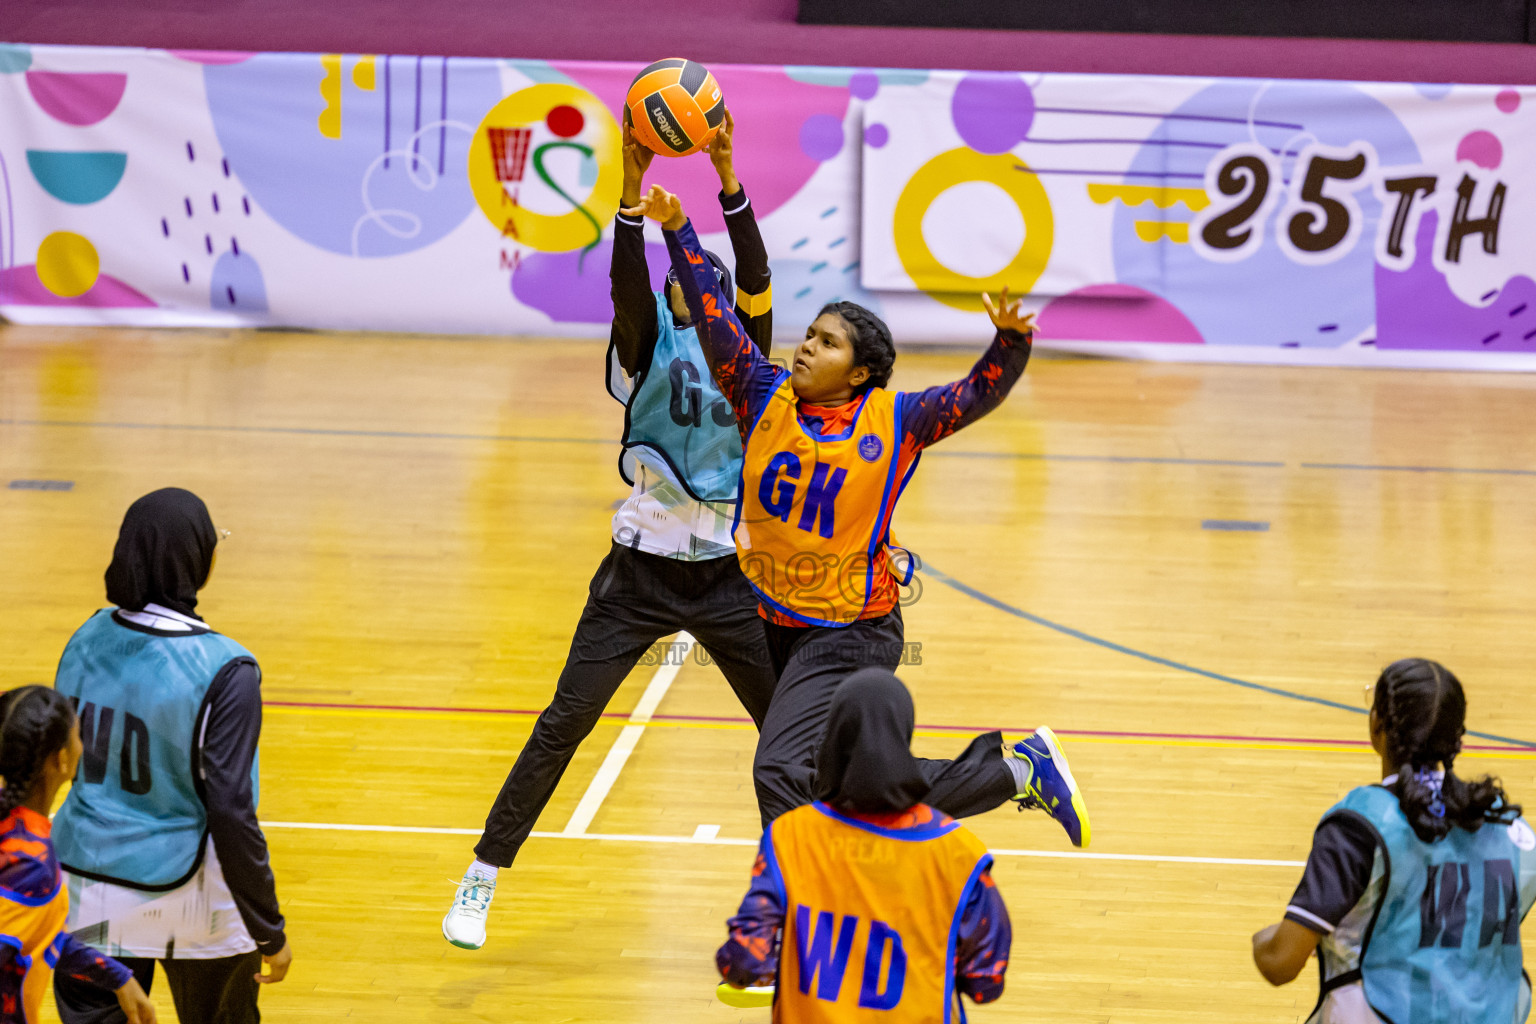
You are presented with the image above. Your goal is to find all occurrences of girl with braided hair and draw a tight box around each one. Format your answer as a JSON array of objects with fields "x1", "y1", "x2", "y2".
[
  {"x1": 625, "y1": 184, "x2": 1089, "y2": 848},
  {"x1": 0, "y1": 686, "x2": 155, "y2": 1023},
  {"x1": 1253, "y1": 658, "x2": 1535, "y2": 1023}
]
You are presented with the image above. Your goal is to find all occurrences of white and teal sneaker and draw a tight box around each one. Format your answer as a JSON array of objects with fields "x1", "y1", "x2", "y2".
[
  {"x1": 443, "y1": 872, "x2": 496, "y2": 949},
  {"x1": 1008, "y1": 726, "x2": 1091, "y2": 848}
]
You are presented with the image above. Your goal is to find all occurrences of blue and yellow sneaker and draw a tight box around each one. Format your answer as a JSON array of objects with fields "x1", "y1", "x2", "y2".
[{"x1": 1008, "y1": 726, "x2": 1090, "y2": 848}]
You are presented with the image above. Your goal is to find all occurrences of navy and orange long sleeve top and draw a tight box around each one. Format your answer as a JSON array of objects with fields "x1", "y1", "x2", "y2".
[
  {"x1": 0, "y1": 807, "x2": 130, "y2": 1022},
  {"x1": 663, "y1": 218, "x2": 1031, "y2": 624}
]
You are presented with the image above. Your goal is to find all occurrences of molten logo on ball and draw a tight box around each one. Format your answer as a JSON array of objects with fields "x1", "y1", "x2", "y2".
[{"x1": 625, "y1": 57, "x2": 726, "y2": 158}]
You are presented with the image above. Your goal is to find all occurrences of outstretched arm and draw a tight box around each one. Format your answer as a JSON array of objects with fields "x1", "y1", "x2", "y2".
[
  {"x1": 898, "y1": 290, "x2": 1035, "y2": 452},
  {"x1": 716, "y1": 834, "x2": 786, "y2": 988},
  {"x1": 609, "y1": 123, "x2": 659, "y2": 377},
  {"x1": 624, "y1": 185, "x2": 781, "y2": 434},
  {"x1": 954, "y1": 867, "x2": 1011, "y2": 1004},
  {"x1": 707, "y1": 109, "x2": 772, "y2": 356}
]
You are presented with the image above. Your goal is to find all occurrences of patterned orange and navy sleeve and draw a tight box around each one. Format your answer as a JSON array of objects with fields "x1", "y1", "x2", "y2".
[
  {"x1": 897, "y1": 327, "x2": 1032, "y2": 454},
  {"x1": 55, "y1": 932, "x2": 132, "y2": 991},
  {"x1": 954, "y1": 866, "x2": 1012, "y2": 1004},
  {"x1": 665, "y1": 219, "x2": 783, "y2": 440},
  {"x1": 716, "y1": 830, "x2": 786, "y2": 988}
]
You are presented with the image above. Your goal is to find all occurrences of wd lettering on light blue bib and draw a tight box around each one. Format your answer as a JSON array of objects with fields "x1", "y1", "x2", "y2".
[
  {"x1": 613, "y1": 291, "x2": 743, "y2": 503},
  {"x1": 1310, "y1": 784, "x2": 1536, "y2": 1024},
  {"x1": 52, "y1": 609, "x2": 258, "y2": 891}
]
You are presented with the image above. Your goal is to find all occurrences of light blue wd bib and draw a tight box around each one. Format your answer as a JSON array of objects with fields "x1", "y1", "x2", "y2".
[
  {"x1": 53, "y1": 609, "x2": 258, "y2": 891},
  {"x1": 609, "y1": 291, "x2": 743, "y2": 503},
  {"x1": 1312, "y1": 784, "x2": 1536, "y2": 1024}
]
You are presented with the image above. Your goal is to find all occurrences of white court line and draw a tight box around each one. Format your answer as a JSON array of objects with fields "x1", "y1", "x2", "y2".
[
  {"x1": 562, "y1": 631, "x2": 695, "y2": 836},
  {"x1": 261, "y1": 820, "x2": 1302, "y2": 867}
]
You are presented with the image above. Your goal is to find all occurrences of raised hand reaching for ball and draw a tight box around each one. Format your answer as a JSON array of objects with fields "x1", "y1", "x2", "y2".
[{"x1": 621, "y1": 184, "x2": 686, "y2": 231}]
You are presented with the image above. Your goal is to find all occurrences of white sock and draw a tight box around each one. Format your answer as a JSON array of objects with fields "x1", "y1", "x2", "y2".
[
  {"x1": 1004, "y1": 749, "x2": 1034, "y2": 795},
  {"x1": 466, "y1": 859, "x2": 499, "y2": 880}
]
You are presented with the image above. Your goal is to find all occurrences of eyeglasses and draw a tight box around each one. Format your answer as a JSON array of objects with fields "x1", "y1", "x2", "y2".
[
  {"x1": 1363, "y1": 682, "x2": 1375, "y2": 709},
  {"x1": 665, "y1": 265, "x2": 727, "y2": 289}
]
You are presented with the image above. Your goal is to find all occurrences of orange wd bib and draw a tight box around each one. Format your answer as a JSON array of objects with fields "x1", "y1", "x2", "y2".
[{"x1": 767, "y1": 803, "x2": 992, "y2": 1024}]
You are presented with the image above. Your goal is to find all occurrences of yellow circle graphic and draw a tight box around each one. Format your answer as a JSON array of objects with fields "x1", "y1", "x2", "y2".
[
  {"x1": 35, "y1": 231, "x2": 100, "y2": 298},
  {"x1": 468, "y1": 83, "x2": 622, "y2": 253},
  {"x1": 892, "y1": 148, "x2": 1053, "y2": 311}
]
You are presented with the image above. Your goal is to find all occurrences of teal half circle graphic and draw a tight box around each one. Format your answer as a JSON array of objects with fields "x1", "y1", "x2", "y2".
[{"x1": 26, "y1": 150, "x2": 128, "y2": 204}]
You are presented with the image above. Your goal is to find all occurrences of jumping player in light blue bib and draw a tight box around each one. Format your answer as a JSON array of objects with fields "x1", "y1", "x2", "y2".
[{"x1": 1253, "y1": 658, "x2": 1535, "y2": 1024}]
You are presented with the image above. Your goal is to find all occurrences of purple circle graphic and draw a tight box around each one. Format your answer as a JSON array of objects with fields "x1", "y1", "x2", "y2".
[
  {"x1": 799, "y1": 114, "x2": 845, "y2": 161},
  {"x1": 864, "y1": 123, "x2": 889, "y2": 148},
  {"x1": 1496, "y1": 89, "x2": 1521, "y2": 113},
  {"x1": 951, "y1": 73, "x2": 1034, "y2": 154},
  {"x1": 849, "y1": 72, "x2": 879, "y2": 101}
]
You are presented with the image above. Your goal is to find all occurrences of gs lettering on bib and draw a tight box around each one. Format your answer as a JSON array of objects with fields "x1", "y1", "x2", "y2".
[{"x1": 734, "y1": 378, "x2": 916, "y2": 626}]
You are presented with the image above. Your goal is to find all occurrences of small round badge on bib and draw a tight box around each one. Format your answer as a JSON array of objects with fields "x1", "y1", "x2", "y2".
[{"x1": 858, "y1": 433, "x2": 884, "y2": 462}]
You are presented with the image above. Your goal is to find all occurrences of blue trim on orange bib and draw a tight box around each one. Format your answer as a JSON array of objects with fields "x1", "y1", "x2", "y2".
[
  {"x1": 796, "y1": 391, "x2": 872, "y2": 443},
  {"x1": 813, "y1": 802, "x2": 961, "y2": 842},
  {"x1": 731, "y1": 368, "x2": 790, "y2": 542},
  {"x1": 945, "y1": 855, "x2": 993, "y2": 1024},
  {"x1": 747, "y1": 584, "x2": 854, "y2": 630},
  {"x1": 0, "y1": 878, "x2": 60, "y2": 908}
]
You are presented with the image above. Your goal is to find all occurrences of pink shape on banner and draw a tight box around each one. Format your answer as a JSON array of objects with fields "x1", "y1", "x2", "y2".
[
  {"x1": 1376, "y1": 213, "x2": 1536, "y2": 351},
  {"x1": 1495, "y1": 89, "x2": 1521, "y2": 113},
  {"x1": 1455, "y1": 130, "x2": 1502, "y2": 169},
  {"x1": 1037, "y1": 283, "x2": 1204, "y2": 344},
  {"x1": 169, "y1": 50, "x2": 254, "y2": 65},
  {"x1": 0, "y1": 266, "x2": 156, "y2": 308},
  {"x1": 554, "y1": 61, "x2": 848, "y2": 234},
  {"x1": 25, "y1": 72, "x2": 127, "y2": 126}
]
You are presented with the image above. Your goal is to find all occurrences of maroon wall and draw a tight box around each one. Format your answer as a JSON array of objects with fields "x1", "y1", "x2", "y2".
[{"x1": 4, "y1": 0, "x2": 1534, "y2": 84}]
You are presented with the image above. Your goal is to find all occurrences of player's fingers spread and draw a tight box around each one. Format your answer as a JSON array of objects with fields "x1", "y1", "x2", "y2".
[{"x1": 981, "y1": 292, "x2": 997, "y2": 318}]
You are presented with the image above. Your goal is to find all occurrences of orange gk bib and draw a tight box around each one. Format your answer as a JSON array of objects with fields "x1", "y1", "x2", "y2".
[
  {"x1": 768, "y1": 803, "x2": 991, "y2": 1024},
  {"x1": 735, "y1": 379, "x2": 915, "y2": 625}
]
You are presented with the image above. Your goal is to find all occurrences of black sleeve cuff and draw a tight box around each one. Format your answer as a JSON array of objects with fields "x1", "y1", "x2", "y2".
[{"x1": 719, "y1": 187, "x2": 750, "y2": 216}]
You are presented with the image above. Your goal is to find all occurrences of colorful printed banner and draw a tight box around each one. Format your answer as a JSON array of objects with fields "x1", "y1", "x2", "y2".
[
  {"x1": 860, "y1": 73, "x2": 1535, "y2": 365},
  {"x1": 0, "y1": 43, "x2": 1531, "y2": 369}
]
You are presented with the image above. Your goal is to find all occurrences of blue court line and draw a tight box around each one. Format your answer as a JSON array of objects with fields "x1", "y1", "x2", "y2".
[
  {"x1": 919, "y1": 563, "x2": 1536, "y2": 749},
  {"x1": 927, "y1": 450, "x2": 1284, "y2": 468},
  {"x1": 0, "y1": 418, "x2": 611, "y2": 445},
  {"x1": 1202, "y1": 519, "x2": 1269, "y2": 531},
  {"x1": 1302, "y1": 462, "x2": 1536, "y2": 478},
  {"x1": 6, "y1": 420, "x2": 1533, "y2": 478}
]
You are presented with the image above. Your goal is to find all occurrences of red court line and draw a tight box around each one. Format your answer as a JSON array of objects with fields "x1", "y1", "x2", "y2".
[{"x1": 263, "y1": 700, "x2": 1536, "y2": 752}]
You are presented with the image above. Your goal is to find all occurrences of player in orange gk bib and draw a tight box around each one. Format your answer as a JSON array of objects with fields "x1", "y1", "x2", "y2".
[
  {"x1": 625, "y1": 184, "x2": 1089, "y2": 847},
  {"x1": 718, "y1": 669, "x2": 1010, "y2": 1022}
]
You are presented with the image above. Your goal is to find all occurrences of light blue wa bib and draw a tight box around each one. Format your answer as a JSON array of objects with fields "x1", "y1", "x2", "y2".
[{"x1": 1309, "y1": 784, "x2": 1536, "y2": 1024}]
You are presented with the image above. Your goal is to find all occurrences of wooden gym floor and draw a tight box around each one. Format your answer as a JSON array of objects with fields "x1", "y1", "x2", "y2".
[{"x1": 2, "y1": 324, "x2": 1534, "y2": 1022}]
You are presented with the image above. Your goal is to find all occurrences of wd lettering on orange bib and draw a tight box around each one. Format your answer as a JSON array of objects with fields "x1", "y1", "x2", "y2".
[
  {"x1": 768, "y1": 803, "x2": 991, "y2": 1023},
  {"x1": 735, "y1": 380, "x2": 916, "y2": 625}
]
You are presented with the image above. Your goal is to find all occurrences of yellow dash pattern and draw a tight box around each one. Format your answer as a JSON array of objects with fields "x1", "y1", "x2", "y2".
[
  {"x1": 1134, "y1": 221, "x2": 1191, "y2": 244},
  {"x1": 352, "y1": 55, "x2": 377, "y2": 91},
  {"x1": 1088, "y1": 183, "x2": 1209, "y2": 211},
  {"x1": 319, "y1": 54, "x2": 343, "y2": 139}
]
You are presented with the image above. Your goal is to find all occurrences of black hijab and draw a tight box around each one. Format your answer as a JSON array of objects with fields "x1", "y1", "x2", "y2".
[
  {"x1": 104, "y1": 488, "x2": 217, "y2": 619},
  {"x1": 812, "y1": 668, "x2": 932, "y2": 814}
]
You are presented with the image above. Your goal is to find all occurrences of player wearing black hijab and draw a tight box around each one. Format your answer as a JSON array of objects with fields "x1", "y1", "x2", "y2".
[
  {"x1": 52, "y1": 488, "x2": 291, "y2": 1024},
  {"x1": 718, "y1": 669, "x2": 1014, "y2": 1018}
]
